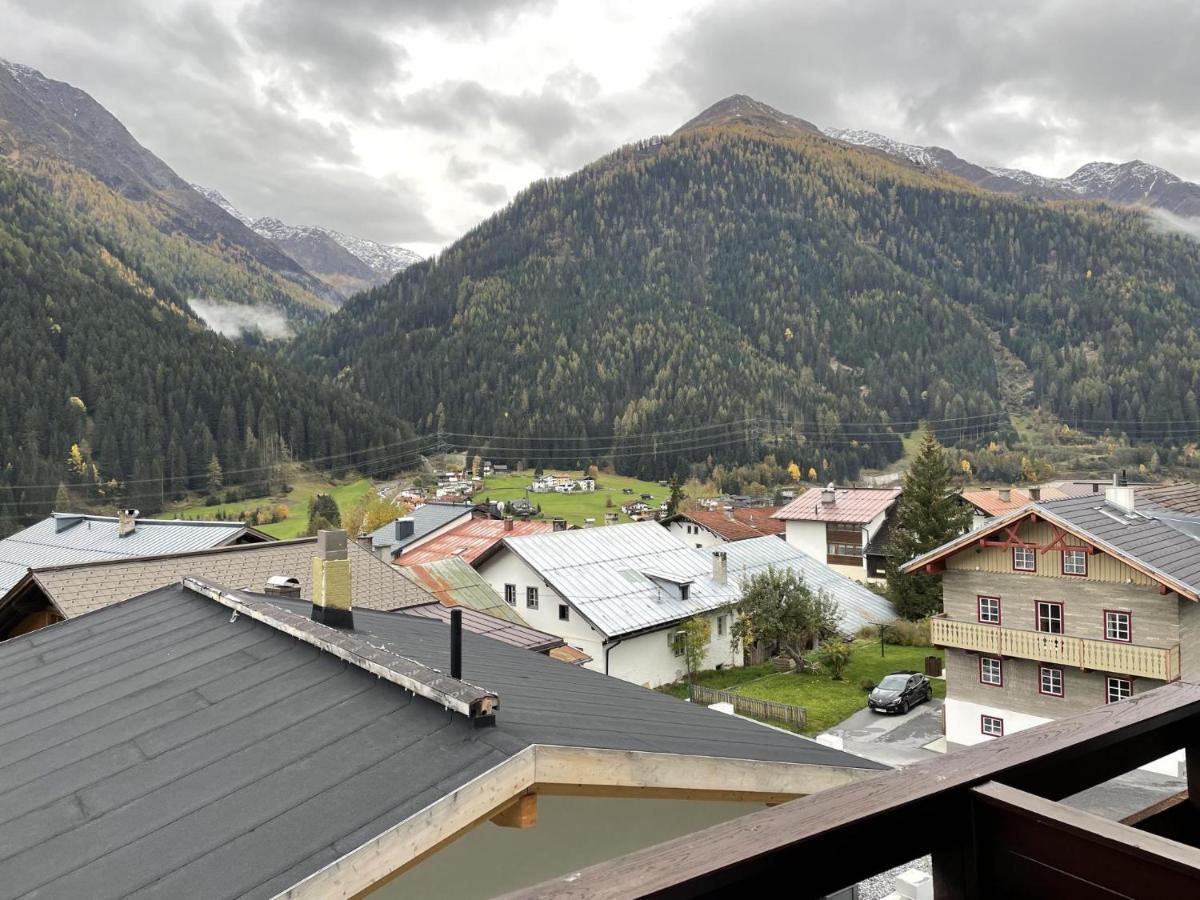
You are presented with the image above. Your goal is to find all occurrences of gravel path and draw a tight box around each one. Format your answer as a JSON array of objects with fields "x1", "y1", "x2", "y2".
[{"x1": 856, "y1": 856, "x2": 931, "y2": 900}]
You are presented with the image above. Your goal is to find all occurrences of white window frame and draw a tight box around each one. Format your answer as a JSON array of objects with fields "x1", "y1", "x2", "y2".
[
  {"x1": 1105, "y1": 610, "x2": 1131, "y2": 643},
  {"x1": 1063, "y1": 549, "x2": 1088, "y2": 576},
  {"x1": 1106, "y1": 676, "x2": 1132, "y2": 704},
  {"x1": 504, "y1": 584, "x2": 516, "y2": 606},
  {"x1": 980, "y1": 656, "x2": 1003, "y2": 686},
  {"x1": 1039, "y1": 665, "x2": 1063, "y2": 697},
  {"x1": 978, "y1": 596, "x2": 1001, "y2": 624},
  {"x1": 981, "y1": 715, "x2": 1004, "y2": 737},
  {"x1": 526, "y1": 586, "x2": 539, "y2": 610},
  {"x1": 1012, "y1": 546, "x2": 1036, "y2": 572},
  {"x1": 1036, "y1": 601, "x2": 1064, "y2": 634}
]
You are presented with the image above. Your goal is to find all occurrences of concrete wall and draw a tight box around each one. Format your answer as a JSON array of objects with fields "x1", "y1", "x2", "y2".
[
  {"x1": 783, "y1": 517, "x2": 878, "y2": 581},
  {"x1": 944, "y1": 695, "x2": 1052, "y2": 746},
  {"x1": 476, "y1": 548, "x2": 742, "y2": 687},
  {"x1": 942, "y1": 570, "x2": 1180, "y2": 649},
  {"x1": 663, "y1": 520, "x2": 725, "y2": 550},
  {"x1": 374, "y1": 796, "x2": 763, "y2": 900}
]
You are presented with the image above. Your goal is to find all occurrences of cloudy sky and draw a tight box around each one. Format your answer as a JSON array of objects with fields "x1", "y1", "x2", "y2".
[{"x1": 3, "y1": 0, "x2": 1197, "y2": 256}]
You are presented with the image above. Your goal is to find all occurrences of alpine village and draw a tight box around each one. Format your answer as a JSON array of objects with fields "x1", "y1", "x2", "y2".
[{"x1": 1, "y1": 6, "x2": 1199, "y2": 898}]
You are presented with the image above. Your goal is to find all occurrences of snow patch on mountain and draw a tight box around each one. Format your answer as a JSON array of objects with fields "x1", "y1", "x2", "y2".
[
  {"x1": 1065, "y1": 160, "x2": 1180, "y2": 196},
  {"x1": 0, "y1": 59, "x2": 42, "y2": 81},
  {"x1": 984, "y1": 166, "x2": 1079, "y2": 193},
  {"x1": 191, "y1": 184, "x2": 254, "y2": 225},
  {"x1": 823, "y1": 128, "x2": 937, "y2": 168}
]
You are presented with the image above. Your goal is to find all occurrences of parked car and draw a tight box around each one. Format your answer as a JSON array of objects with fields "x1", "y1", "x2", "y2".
[{"x1": 868, "y1": 671, "x2": 933, "y2": 715}]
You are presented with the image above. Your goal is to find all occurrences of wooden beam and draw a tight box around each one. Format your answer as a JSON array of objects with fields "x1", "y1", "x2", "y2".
[
  {"x1": 491, "y1": 793, "x2": 538, "y2": 829},
  {"x1": 924, "y1": 560, "x2": 945, "y2": 574},
  {"x1": 497, "y1": 681, "x2": 1200, "y2": 900}
]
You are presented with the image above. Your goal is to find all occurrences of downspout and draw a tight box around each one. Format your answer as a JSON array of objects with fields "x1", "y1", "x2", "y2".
[{"x1": 604, "y1": 637, "x2": 623, "y2": 675}]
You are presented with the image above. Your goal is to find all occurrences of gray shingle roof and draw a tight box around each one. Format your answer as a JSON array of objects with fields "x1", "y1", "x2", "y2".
[
  {"x1": 0, "y1": 513, "x2": 255, "y2": 594},
  {"x1": 16, "y1": 538, "x2": 434, "y2": 617},
  {"x1": 0, "y1": 582, "x2": 881, "y2": 899},
  {"x1": 502, "y1": 522, "x2": 742, "y2": 638},
  {"x1": 721, "y1": 537, "x2": 898, "y2": 633},
  {"x1": 368, "y1": 502, "x2": 475, "y2": 555}
]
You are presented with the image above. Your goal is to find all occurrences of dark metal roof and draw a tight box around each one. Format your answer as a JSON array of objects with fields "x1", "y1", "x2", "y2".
[
  {"x1": 368, "y1": 502, "x2": 475, "y2": 554},
  {"x1": 0, "y1": 582, "x2": 882, "y2": 899},
  {"x1": 400, "y1": 602, "x2": 565, "y2": 652}
]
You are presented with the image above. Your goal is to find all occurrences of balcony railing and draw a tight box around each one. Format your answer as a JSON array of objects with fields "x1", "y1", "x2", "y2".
[{"x1": 931, "y1": 615, "x2": 1181, "y2": 682}]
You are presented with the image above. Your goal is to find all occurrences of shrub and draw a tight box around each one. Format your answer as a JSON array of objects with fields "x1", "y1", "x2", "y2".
[
  {"x1": 857, "y1": 618, "x2": 931, "y2": 646},
  {"x1": 860, "y1": 677, "x2": 877, "y2": 692},
  {"x1": 817, "y1": 641, "x2": 852, "y2": 680}
]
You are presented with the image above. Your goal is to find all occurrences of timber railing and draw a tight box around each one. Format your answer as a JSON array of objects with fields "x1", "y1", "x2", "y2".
[
  {"x1": 687, "y1": 684, "x2": 807, "y2": 730},
  {"x1": 931, "y1": 614, "x2": 1181, "y2": 682},
  {"x1": 503, "y1": 678, "x2": 1200, "y2": 899}
]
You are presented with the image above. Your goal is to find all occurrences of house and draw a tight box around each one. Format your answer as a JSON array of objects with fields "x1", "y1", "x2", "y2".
[
  {"x1": 0, "y1": 535, "x2": 437, "y2": 640},
  {"x1": 474, "y1": 522, "x2": 743, "y2": 687},
  {"x1": 393, "y1": 516, "x2": 557, "y2": 566},
  {"x1": 772, "y1": 485, "x2": 901, "y2": 580},
  {"x1": 720, "y1": 536, "x2": 898, "y2": 638},
  {"x1": 662, "y1": 506, "x2": 785, "y2": 549},
  {"x1": 0, "y1": 540, "x2": 883, "y2": 898},
  {"x1": 0, "y1": 510, "x2": 269, "y2": 636},
  {"x1": 367, "y1": 500, "x2": 482, "y2": 560},
  {"x1": 903, "y1": 477, "x2": 1200, "y2": 772}
]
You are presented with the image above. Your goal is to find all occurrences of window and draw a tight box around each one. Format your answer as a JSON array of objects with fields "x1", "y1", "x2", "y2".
[
  {"x1": 670, "y1": 630, "x2": 685, "y2": 657},
  {"x1": 504, "y1": 584, "x2": 516, "y2": 606},
  {"x1": 680, "y1": 584, "x2": 690, "y2": 602},
  {"x1": 981, "y1": 715, "x2": 1004, "y2": 737},
  {"x1": 526, "y1": 586, "x2": 539, "y2": 610},
  {"x1": 1104, "y1": 610, "x2": 1131, "y2": 643},
  {"x1": 827, "y1": 542, "x2": 864, "y2": 559},
  {"x1": 1106, "y1": 676, "x2": 1132, "y2": 704},
  {"x1": 979, "y1": 656, "x2": 1003, "y2": 686},
  {"x1": 717, "y1": 615, "x2": 726, "y2": 637},
  {"x1": 977, "y1": 595, "x2": 1001, "y2": 624},
  {"x1": 1012, "y1": 546, "x2": 1036, "y2": 572},
  {"x1": 1039, "y1": 666, "x2": 1064, "y2": 697},
  {"x1": 558, "y1": 604, "x2": 570, "y2": 622},
  {"x1": 1036, "y1": 601, "x2": 1064, "y2": 634},
  {"x1": 1062, "y1": 549, "x2": 1088, "y2": 576}
]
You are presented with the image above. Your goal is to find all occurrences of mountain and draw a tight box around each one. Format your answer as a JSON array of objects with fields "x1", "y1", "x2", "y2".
[
  {"x1": 291, "y1": 95, "x2": 1200, "y2": 481},
  {"x1": 0, "y1": 162, "x2": 412, "y2": 532},
  {"x1": 0, "y1": 58, "x2": 340, "y2": 325},
  {"x1": 190, "y1": 185, "x2": 422, "y2": 298},
  {"x1": 824, "y1": 125, "x2": 1200, "y2": 216}
]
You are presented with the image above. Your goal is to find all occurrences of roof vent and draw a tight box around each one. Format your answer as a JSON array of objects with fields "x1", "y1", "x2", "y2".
[
  {"x1": 393, "y1": 517, "x2": 416, "y2": 541},
  {"x1": 264, "y1": 575, "x2": 302, "y2": 598},
  {"x1": 552, "y1": 517, "x2": 568, "y2": 531},
  {"x1": 117, "y1": 509, "x2": 139, "y2": 538},
  {"x1": 1028, "y1": 487, "x2": 1041, "y2": 503},
  {"x1": 998, "y1": 487, "x2": 1011, "y2": 503}
]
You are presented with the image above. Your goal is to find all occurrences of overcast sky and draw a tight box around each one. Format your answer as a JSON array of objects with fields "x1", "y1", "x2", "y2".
[{"x1": 3, "y1": 0, "x2": 1197, "y2": 256}]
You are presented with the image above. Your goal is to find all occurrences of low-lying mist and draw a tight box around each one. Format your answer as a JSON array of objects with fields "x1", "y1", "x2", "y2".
[{"x1": 188, "y1": 298, "x2": 293, "y2": 340}]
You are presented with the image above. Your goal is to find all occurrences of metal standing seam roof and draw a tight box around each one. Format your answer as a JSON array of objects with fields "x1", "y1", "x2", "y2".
[
  {"x1": 396, "y1": 556, "x2": 526, "y2": 624},
  {"x1": 10, "y1": 538, "x2": 435, "y2": 618},
  {"x1": 501, "y1": 522, "x2": 743, "y2": 638},
  {"x1": 397, "y1": 602, "x2": 564, "y2": 652},
  {"x1": 393, "y1": 518, "x2": 553, "y2": 566},
  {"x1": 368, "y1": 502, "x2": 477, "y2": 554},
  {"x1": 0, "y1": 581, "x2": 882, "y2": 899},
  {"x1": 0, "y1": 513, "x2": 257, "y2": 595},
  {"x1": 904, "y1": 494, "x2": 1200, "y2": 598},
  {"x1": 720, "y1": 537, "x2": 899, "y2": 634},
  {"x1": 772, "y1": 487, "x2": 901, "y2": 524}
]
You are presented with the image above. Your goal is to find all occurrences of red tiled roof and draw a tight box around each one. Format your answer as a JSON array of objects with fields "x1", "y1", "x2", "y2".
[
  {"x1": 961, "y1": 489, "x2": 1033, "y2": 517},
  {"x1": 772, "y1": 487, "x2": 900, "y2": 524},
  {"x1": 393, "y1": 518, "x2": 553, "y2": 566},
  {"x1": 678, "y1": 507, "x2": 786, "y2": 541}
]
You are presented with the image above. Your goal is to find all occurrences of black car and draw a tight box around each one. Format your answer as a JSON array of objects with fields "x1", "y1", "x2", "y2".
[{"x1": 868, "y1": 671, "x2": 933, "y2": 715}]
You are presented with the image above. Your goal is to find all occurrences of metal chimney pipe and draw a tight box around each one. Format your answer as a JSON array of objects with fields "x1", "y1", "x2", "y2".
[{"x1": 450, "y1": 607, "x2": 463, "y2": 680}]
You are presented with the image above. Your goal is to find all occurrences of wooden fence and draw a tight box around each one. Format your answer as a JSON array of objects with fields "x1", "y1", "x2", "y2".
[{"x1": 688, "y1": 684, "x2": 807, "y2": 730}]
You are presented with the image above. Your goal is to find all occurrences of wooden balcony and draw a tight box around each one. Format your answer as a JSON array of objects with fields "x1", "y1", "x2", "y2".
[{"x1": 931, "y1": 615, "x2": 1181, "y2": 682}]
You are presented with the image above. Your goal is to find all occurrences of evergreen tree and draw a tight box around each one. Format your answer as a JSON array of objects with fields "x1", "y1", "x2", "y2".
[
  {"x1": 666, "y1": 474, "x2": 685, "y2": 516},
  {"x1": 54, "y1": 482, "x2": 71, "y2": 511},
  {"x1": 206, "y1": 455, "x2": 224, "y2": 496},
  {"x1": 306, "y1": 493, "x2": 342, "y2": 536},
  {"x1": 886, "y1": 429, "x2": 974, "y2": 620}
]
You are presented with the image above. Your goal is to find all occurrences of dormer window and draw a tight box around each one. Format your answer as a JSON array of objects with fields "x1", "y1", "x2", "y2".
[{"x1": 680, "y1": 584, "x2": 690, "y2": 602}]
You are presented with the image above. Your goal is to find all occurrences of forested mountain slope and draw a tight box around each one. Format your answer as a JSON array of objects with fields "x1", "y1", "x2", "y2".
[
  {"x1": 0, "y1": 166, "x2": 410, "y2": 531},
  {"x1": 0, "y1": 59, "x2": 338, "y2": 325},
  {"x1": 291, "y1": 97, "x2": 1200, "y2": 479}
]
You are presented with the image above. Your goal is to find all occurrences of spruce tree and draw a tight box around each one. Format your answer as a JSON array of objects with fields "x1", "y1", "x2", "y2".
[
  {"x1": 307, "y1": 493, "x2": 342, "y2": 535},
  {"x1": 886, "y1": 429, "x2": 974, "y2": 620}
]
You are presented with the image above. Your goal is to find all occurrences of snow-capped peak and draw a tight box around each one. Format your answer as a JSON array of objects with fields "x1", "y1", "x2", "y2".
[
  {"x1": 823, "y1": 127, "x2": 937, "y2": 168},
  {"x1": 1066, "y1": 160, "x2": 1180, "y2": 195},
  {"x1": 191, "y1": 184, "x2": 254, "y2": 226},
  {"x1": 0, "y1": 59, "x2": 43, "y2": 81}
]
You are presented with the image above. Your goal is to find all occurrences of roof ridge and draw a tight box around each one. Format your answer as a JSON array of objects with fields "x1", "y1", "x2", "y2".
[
  {"x1": 19, "y1": 536, "x2": 314, "y2": 575},
  {"x1": 184, "y1": 577, "x2": 499, "y2": 720}
]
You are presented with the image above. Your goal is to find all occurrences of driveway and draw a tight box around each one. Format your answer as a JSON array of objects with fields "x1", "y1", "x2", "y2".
[{"x1": 820, "y1": 699, "x2": 945, "y2": 768}]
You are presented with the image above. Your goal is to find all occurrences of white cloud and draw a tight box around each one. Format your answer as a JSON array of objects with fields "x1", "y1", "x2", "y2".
[{"x1": 188, "y1": 298, "x2": 293, "y2": 340}]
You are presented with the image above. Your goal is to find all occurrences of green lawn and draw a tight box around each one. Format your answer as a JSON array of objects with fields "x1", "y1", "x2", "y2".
[
  {"x1": 158, "y1": 476, "x2": 375, "y2": 539},
  {"x1": 669, "y1": 641, "x2": 944, "y2": 735},
  {"x1": 476, "y1": 471, "x2": 678, "y2": 526}
]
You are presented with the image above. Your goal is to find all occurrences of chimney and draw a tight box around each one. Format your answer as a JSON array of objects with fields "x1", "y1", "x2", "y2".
[
  {"x1": 393, "y1": 517, "x2": 415, "y2": 541},
  {"x1": 1028, "y1": 486, "x2": 1041, "y2": 503},
  {"x1": 311, "y1": 529, "x2": 353, "y2": 629},
  {"x1": 117, "y1": 508, "x2": 138, "y2": 538},
  {"x1": 503, "y1": 516, "x2": 514, "y2": 532},
  {"x1": 821, "y1": 483, "x2": 836, "y2": 505},
  {"x1": 450, "y1": 607, "x2": 463, "y2": 679},
  {"x1": 264, "y1": 575, "x2": 302, "y2": 598},
  {"x1": 998, "y1": 487, "x2": 1011, "y2": 503},
  {"x1": 723, "y1": 505, "x2": 735, "y2": 521},
  {"x1": 712, "y1": 550, "x2": 728, "y2": 586},
  {"x1": 1106, "y1": 472, "x2": 1135, "y2": 513},
  {"x1": 552, "y1": 517, "x2": 567, "y2": 532}
]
